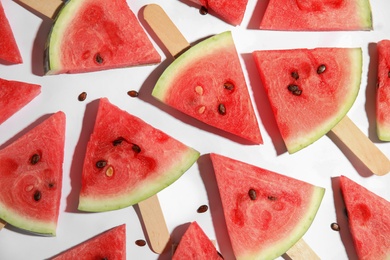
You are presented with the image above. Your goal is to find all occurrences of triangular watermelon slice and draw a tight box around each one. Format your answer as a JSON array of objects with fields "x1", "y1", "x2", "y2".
[
  {"x1": 51, "y1": 224, "x2": 126, "y2": 259},
  {"x1": 253, "y1": 48, "x2": 362, "y2": 153},
  {"x1": 376, "y1": 39, "x2": 390, "y2": 141},
  {"x1": 78, "y1": 98, "x2": 200, "y2": 212},
  {"x1": 186, "y1": 0, "x2": 248, "y2": 26},
  {"x1": 0, "y1": 78, "x2": 41, "y2": 124},
  {"x1": 339, "y1": 175, "x2": 390, "y2": 259},
  {"x1": 0, "y1": 1, "x2": 22, "y2": 64},
  {"x1": 0, "y1": 111, "x2": 66, "y2": 235},
  {"x1": 153, "y1": 31, "x2": 262, "y2": 144},
  {"x1": 172, "y1": 221, "x2": 223, "y2": 260},
  {"x1": 210, "y1": 153, "x2": 325, "y2": 259},
  {"x1": 44, "y1": 0, "x2": 161, "y2": 75},
  {"x1": 260, "y1": 0, "x2": 372, "y2": 31}
]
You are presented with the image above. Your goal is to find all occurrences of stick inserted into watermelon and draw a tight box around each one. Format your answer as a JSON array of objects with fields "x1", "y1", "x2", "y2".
[
  {"x1": 253, "y1": 49, "x2": 390, "y2": 176},
  {"x1": 143, "y1": 4, "x2": 321, "y2": 259}
]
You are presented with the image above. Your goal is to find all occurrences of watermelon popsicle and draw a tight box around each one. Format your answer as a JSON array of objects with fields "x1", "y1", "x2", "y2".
[{"x1": 143, "y1": 4, "x2": 320, "y2": 259}]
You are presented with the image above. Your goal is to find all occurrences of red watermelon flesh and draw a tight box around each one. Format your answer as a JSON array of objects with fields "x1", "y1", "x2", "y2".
[
  {"x1": 44, "y1": 0, "x2": 161, "y2": 74},
  {"x1": 187, "y1": 0, "x2": 248, "y2": 26},
  {"x1": 172, "y1": 221, "x2": 223, "y2": 260},
  {"x1": 339, "y1": 175, "x2": 390, "y2": 260},
  {"x1": 376, "y1": 40, "x2": 390, "y2": 141},
  {"x1": 0, "y1": 111, "x2": 65, "y2": 236},
  {"x1": 253, "y1": 48, "x2": 361, "y2": 153},
  {"x1": 0, "y1": 1, "x2": 22, "y2": 64},
  {"x1": 210, "y1": 153, "x2": 325, "y2": 260},
  {"x1": 78, "y1": 98, "x2": 200, "y2": 212},
  {"x1": 260, "y1": 0, "x2": 372, "y2": 31},
  {"x1": 0, "y1": 78, "x2": 41, "y2": 124},
  {"x1": 153, "y1": 31, "x2": 262, "y2": 144},
  {"x1": 51, "y1": 224, "x2": 126, "y2": 259}
]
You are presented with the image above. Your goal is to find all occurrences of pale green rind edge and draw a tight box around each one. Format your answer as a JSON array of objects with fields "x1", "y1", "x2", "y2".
[
  {"x1": 377, "y1": 124, "x2": 390, "y2": 141},
  {"x1": 238, "y1": 186, "x2": 326, "y2": 260},
  {"x1": 78, "y1": 148, "x2": 200, "y2": 212},
  {"x1": 0, "y1": 202, "x2": 57, "y2": 236},
  {"x1": 287, "y1": 48, "x2": 362, "y2": 154},
  {"x1": 44, "y1": 0, "x2": 81, "y2": 75},
  {"x1": 357, "y1": 0, "x2": 373, "y2": 30},
  {"x1": 152, "y1": 31, "x2": 233, "y2": 101}
]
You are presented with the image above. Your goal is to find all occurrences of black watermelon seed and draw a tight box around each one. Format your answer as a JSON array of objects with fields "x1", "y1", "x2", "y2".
[
  {"x1": 267, "y1": 195, "x2": 277, "y2": 201},
  {"x1": 33, "y1": 190, "x2": 41, "y2": 201},
  {"x1": 317, "y1": 64, "x2": 326, "y2": 74},
  {"x1": 388, "y1": 71, "x2": 390, "y2": 78},
  {"x1": 248, "y1": 189, "x2": 257, "y2": 200},
  {"x1": 127, "y1": 90, "x2": 139, "y2": 97},
  {"x1": 223, "y1": 82, "x2": 234, "y2": 91},
  {"x1": 78, "y1": 92, "x2": 87, "y2": 101},
  {"x1": 30, "y1": 154, "x2": 40, "y2": 165},
  {"x1": 113, "y1": 137, "x2": 125, "y2": 146},
  {"x1": 199, "y1": 6, "x2": 208, "y2": 15},
  {"x1": 135, "y1": 239, "x2": 146, "y2": 247},
  {"x1": 96, "y1": 160, "x2": 107, "y2": 168},
  {"x1": 197, "y1": 205, "x2": 209, "y2": 213},
  {"x1": 287, "y1": 84, "x2": 302, "y2": 96},
  {"x1": 132, "y1": 144, "x2": 141, "y2": 153},
  {"x1": 218, "y1": 103, "x2": 226, "y2": 115},
  {"x1": 95, "y1": 53, "x2": 104, "y2": 64},
  {"x1": 331, "y1": 222, "x2": 340, "y2": 231},
  {"x1": 291, "y1": 71, "x2": 299, "y2": 80}
]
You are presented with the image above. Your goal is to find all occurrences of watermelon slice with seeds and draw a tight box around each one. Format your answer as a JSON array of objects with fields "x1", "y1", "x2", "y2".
[
  {"x1": 0, "y1": 78, "x2": 41, "y2": 124},
  {"x1": 172, "y1": 221, "x2": 223, "y2": 260},
  {"x1": 0, "y1": 111, "x2": 65, "y2": 235},
  {"x1": 260, "y1": 0, "x2": 373, "y2": 31},
  {"x1": 153, "y1": 31, "x2": 262, "y2": 144},
  {"x1": 253, "y1": 48, "x2": 361, "y2": 153},
  {"x1": 78, "y1": 98, "x2": 200, "y2": 212},
  {"x1": 210, "y1": 153, "x2": 325, "y2": 260},
  {"x1": 0, "y1": 1, "x2": 22, "y2": 64},
  {"x1": 339, "y1": 175, "x2": 390, "y2": 260},
  {"x1": 51, "y1": 224, "x2": 126, "y2": 259},
  {"x1": 376, "y1": 39, "x2": 390, "y2": 141},
  {"x1": 186, "y1": 0, "x2": 248, "y2": 26},
  {"x1": 44, "y1": 0, "x2": 161, "y2": 74}
]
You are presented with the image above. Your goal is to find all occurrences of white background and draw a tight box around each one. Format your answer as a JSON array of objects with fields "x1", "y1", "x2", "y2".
[{"x1": 0, "y1": 0, "x2": 389, "y2": 259}]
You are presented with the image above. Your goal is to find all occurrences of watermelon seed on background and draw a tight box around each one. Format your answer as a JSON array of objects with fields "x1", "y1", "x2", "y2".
[{"x1": 143, "y1": 4, "x2": 320, "y2": 258}]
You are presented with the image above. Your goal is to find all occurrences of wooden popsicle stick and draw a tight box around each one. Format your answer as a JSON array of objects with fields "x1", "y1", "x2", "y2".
[
  {"x1": 143, "y1": 4, "x2": 319, "y2": 259},
  {"x1": 330, "y1": 116, "x2": 390, "y2": 176},
  {"x1": 0, "y1": 219, "x2": 6, "y2": 229},
  {"x1": 137, "y1": 195, "x2": 171, "y2": 254},
  {"x1": 16, "y1": 0, "x2": 63, "y2": 19}
]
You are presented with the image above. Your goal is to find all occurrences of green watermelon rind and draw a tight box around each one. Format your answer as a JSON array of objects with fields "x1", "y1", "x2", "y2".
[
  {"x1": 0, "y1": 204, "x2": 57, "y2": 235},
  {"x1": 78, "y1": 148, "x2": 200, "y2": 212},
  {"x1": 152, "y1": 31, "x2": 232, "y2": 100},
  {"x1": 240, "y1": 187, "x2": 325, "y2": 260},
  {"x1": 357, "y1": 0, "x2": 373, "y2": 30}
]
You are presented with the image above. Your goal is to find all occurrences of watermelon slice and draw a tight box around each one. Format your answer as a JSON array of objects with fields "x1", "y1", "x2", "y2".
[
  {"x1": 44, "y1": 0, "x2": 161, "y2": 74},
  {"x1": 253, "y1": 48, "x2": 362, "y2": 153},
  {"x1": 0, "y1": 78, "x2": 41, "y2": 124},
  {"x1": 376, "y1": 40, "x2": 390, "y2": 141},
  {"x1": 210, "y1": 153, "x2": 325, "y2": 260},
  {"x1": 260, "y1": 0, "x2": 372, "y2": 31},
  {"x1": 339, "y1": 175, "x2": 390, "y2": 260},
  {"x1": 153, "y1": 31, "x2": 262, "y2": 144},
  {"x1": 0, "y1": 111, "x2": 65, "y2": 235},
  {"x1": 172, "y1": 221, "x2": 223, "y2": 260},
  {"x1": 186, "y1": 0, "x2": 248, "y2": 26},
  {"x1": 78, "y1": 98, "x2": 200, "y2": 212},
  {"x1": 0, "y1": 1, "x2": 22, "y2": 64},
  {"x1": 51, "y1": 224, "x2": 126, "y2": 259}
]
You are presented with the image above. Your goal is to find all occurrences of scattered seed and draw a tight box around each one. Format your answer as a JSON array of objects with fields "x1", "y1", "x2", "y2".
[
  {"x1": 330, "y1": 222, "x2": 340, "y2": 231},
  {"x1": 317, "y1": 64, "x2": 326, "y2": 74},
  {"x1": 105, "y1": 166, "x2": 114, "y2": 177},
  {"x1": 223, "y1": 82, "x2": 234, "y2": 91},
  {"x1": 198, "y1": 105, "x2": 206, "y2": 114},
  {"x1": 96, "y1": 160, "x2": 107, "y2": 168},
  {"x1": 127, "y1": 90, "x2": 139, "y2": 98},
  {"x1": 267, "y1": 195, "x2": 277, "y2": 201},
  {"x1": 248, "y1": 189, "x2": 257, "y2": 200},
  {"x1": 195, "y1": 85, "x2": 204, "y2": 95},
  {"x1": 113, "y1": 137, "x2": 125, "y2": 146},
  {"x1": 33, "y1": 190, "x2": 41, "y2": 201},
  {"x1": 199, "y1": 6, "x2": 208, "y2": 15},
  {"x1": 135, "y1": 239, "x2": 146, "y2": 247},
  {"x1": 132, "y1": 144, "x2": 141, "y2": 153},
  {"x1": 78, "y1": 92, "x2": 87, "y2": 101},
  {"x1": 218, "y1": 103, "x2": 226, "y2": 115},
  {"x1": 197, "y1": 204, "x2": 209, "y2": 213},
  {"x1": 48, "y1": 182, "x2": 55, "y2": 188},
  {"x1": 287, "y1": 84, "x2": 302, "y2": 96},
  {"x1": 291, "y1": 71, "x2": 299, "y2": 80},
  {"x1": 388, "y1": 71, "x2": 390, "y2": 78},
  {"x1": 101, "y1": 258, "x2": 108, "y2": 260},
  {"x1": 95, "y1": 53, "x2": 104, "y2": 64},
  {"x1": 30, "y1": 154, "x2": 40, "y2": 165}
]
